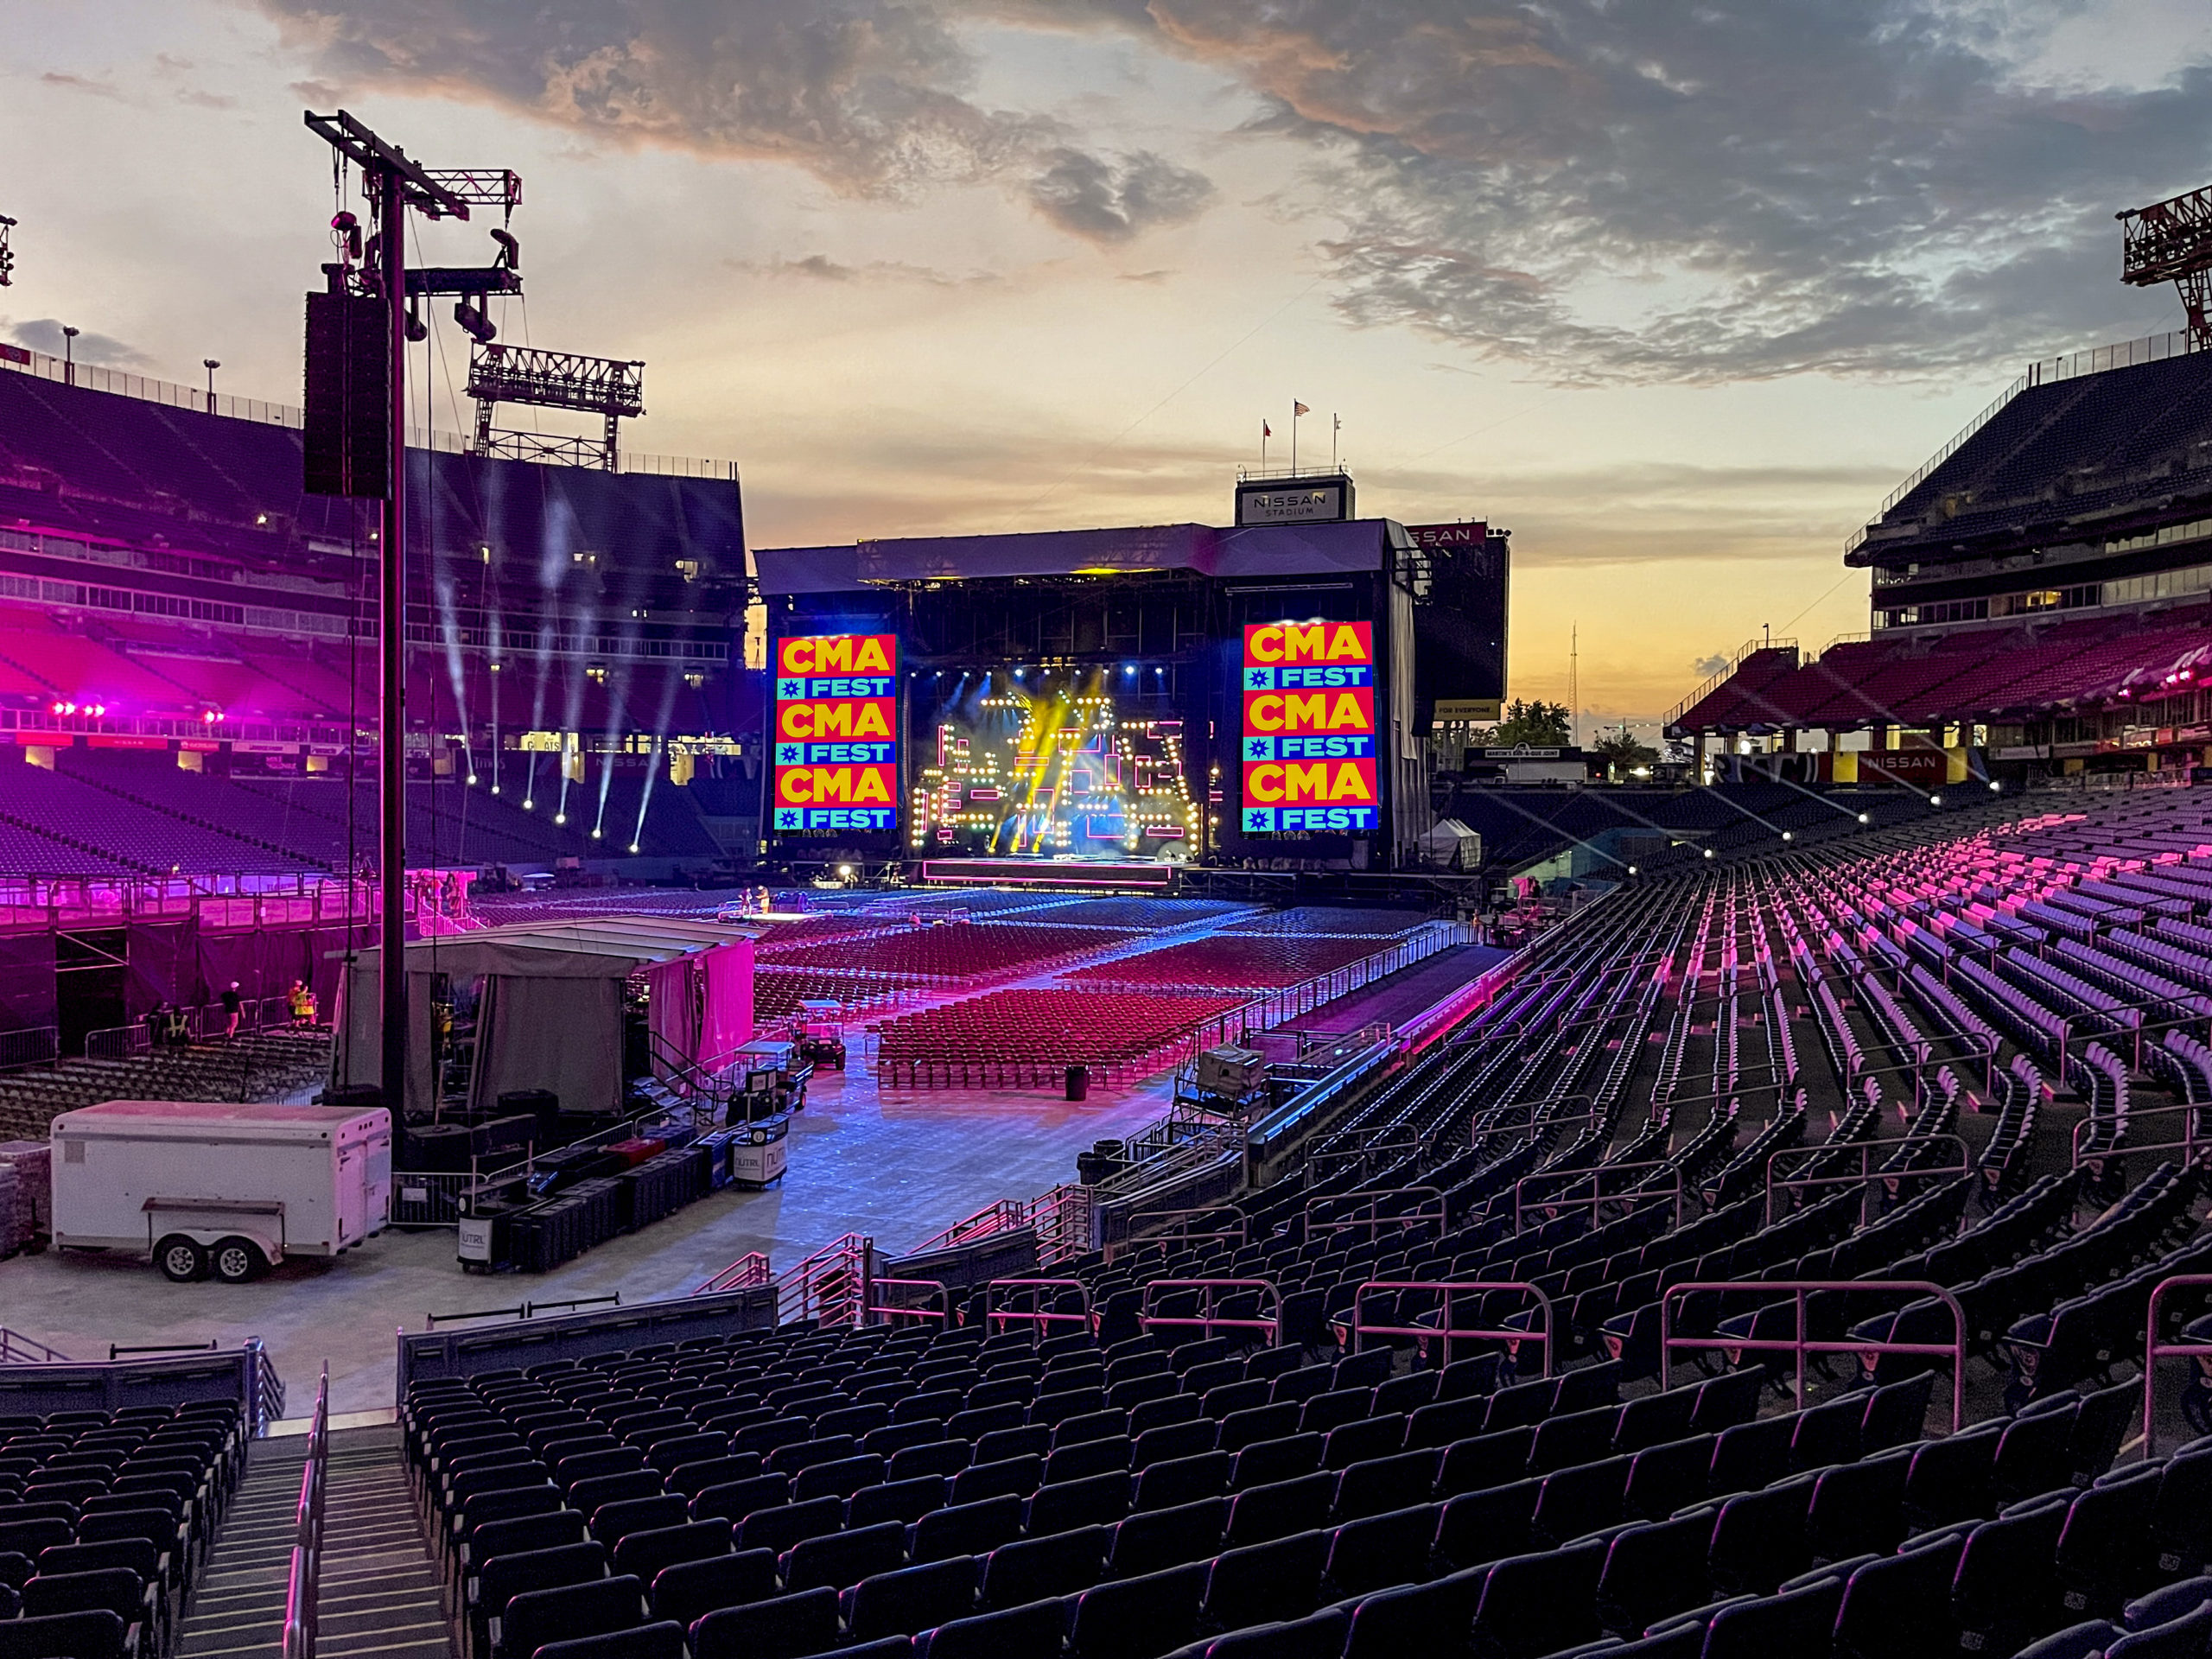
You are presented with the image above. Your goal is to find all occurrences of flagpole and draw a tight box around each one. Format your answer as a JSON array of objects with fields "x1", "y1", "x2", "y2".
[
  {"x1": 1332, "y1": 413, "x2": 1339, "y2": 472},
  {"x1": 1290, "y1": 403, "x2": 1298, "y2": 475},
  {"x1": 1261, "y1": 419, "x2": 1268, "y2": 472}
]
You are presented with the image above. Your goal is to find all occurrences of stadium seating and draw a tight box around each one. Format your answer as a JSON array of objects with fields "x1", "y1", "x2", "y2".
[
  {"x1": 1064, "y1": 938, "x2": 1388, "y2": 994},
  {"x1": 871, "y1": 989, "x2": 1249, "y2": 1088}
]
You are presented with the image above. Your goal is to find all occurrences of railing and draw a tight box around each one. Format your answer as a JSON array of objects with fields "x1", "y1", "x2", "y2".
[
  {"x1": 1514, "y1": 1160, "x2": 1684, "y2": 1233},
  {"x1": 0, "y1": 1025, "x2": 59, "y2": 1072},
  {"x1": 1140, "y1": 1278, "x2": 1282, "y2": 1347},
  {"x1": 1659, "y1": 1279, "x2": 1966, "y2": 1431},
  {"x1": 2071, "y1": 1100, "x2": 2205, "y2": 1173},
  {"x1": 909, "y1": 1199, "x2": 1030, "y2": 1255},
  {"x1": 1032, "y1": 1183, "x2": 1096, "y2": 1268},
  {"x1": 279, "y1": 1362, "x2": 329, "y2": 1659},
  {"x1": 1305, "y1": 1187, "x2": 1445, "y2": 1239},
  {"x1": 694, "y1": 1252, "x2": 772, "y2": 1297},
  {"x1": 1763, "y1": 1133, "x2": 1974, "y2": 1227},
  {"x1": 1132, "y1": 1208, "x2": 1249, "y2": 1248},
  {"x1": 0, "y1": 1326, "x2": 69, "y2": 1363},
  {"x1": 2144, "y1": 1274, "x2": 2212, "y2": 1457},
  {"x1": 246, "y1": 1337, "x2": 287, "y2": 1437},
  {"x1": 85, "y1": 997, "x2": 301, "y2": 1058},
  {"x1": 1665, "y1": 636, "x2": 1801, "y2": 730},
  {"x1": 421, "y1": 1294, "x2": 620, "y2": 1327},
  {"x1": 861, "y1": 1277, "x2": 951, "y2": 1326},
  {"x1": 778, "y1": 1234, "x2": 868, "y2": 1326},
  {"x1": 984, "y1": 1278, "x2": 1093, "y2": 1339},
  {"x1": 1347, "y1": 1280, "x2": 1556, "y2": 1376}
]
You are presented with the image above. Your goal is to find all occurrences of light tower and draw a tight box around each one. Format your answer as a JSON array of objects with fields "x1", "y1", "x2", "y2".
[{"x1": 2120, "y1": 183, "x2": 2212, "y2": 348}]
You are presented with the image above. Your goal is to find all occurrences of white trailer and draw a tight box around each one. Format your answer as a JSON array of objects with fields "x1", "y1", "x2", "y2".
[{"x1": 49, "y1": 1100, "x2": 392, "y2": 1283}]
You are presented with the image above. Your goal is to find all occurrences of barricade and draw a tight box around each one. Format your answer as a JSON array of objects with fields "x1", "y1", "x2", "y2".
[
  {"x1": 2144, "y1": 1274, "x2": 2212, "y2": 1455},
  {"x1": 1764, "y1": 1134, "x2": 1973, "y2": 1227},
  {"x1": 1346, "y1": 1280, "x2": 1555, "y2": 1376},
  {"x1": 983, "y1": 1277, "x2": 1093, "y2": 1339},
  {"x1": 1514, "y1": 1160, "x2": 1683, "y2": 1233},
  {"x1": 1140, "y1": 1278, "x2": 1283, "y2": 1347},
  {"x1": 1659, "y1": 1278, "x2": 1966, "y2": 1430}
]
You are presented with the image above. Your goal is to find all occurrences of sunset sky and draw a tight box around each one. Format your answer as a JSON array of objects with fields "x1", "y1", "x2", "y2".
[{"x1": 4, "y1": 0, "x2": 2210, "y2": 731}]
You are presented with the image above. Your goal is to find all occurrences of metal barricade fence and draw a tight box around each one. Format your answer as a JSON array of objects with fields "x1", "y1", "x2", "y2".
[
  {"x1": 1763, "y1": 1134, "x2": 1974, "y2": 1227},
  {"x1": 280, "y1": 1362, "x2": 329, "y2": 1659},
  {"x1": 388, "y1": 1172, "x2": 474, "y2": 1229},
  {"x1": 983, "y1": 1278, "x2": 1093, "y2": 1339},
  {"x1": 1514, "y1": 1160, "x2": 1684, "y2": 1234},
  {"x1": 1659, "y1": 1279, "x2": 1967, "y2": 1431},
  {"x1": 1347, "y1": 1280, "x2": 1556, "y2": 1376},
  {"x1": 2144, "y1": 1274, "x2": 2212, "y2": 1456},
  {"x1": 1140, "y1": 1279, "x2": 1283, "y2": 1347},
  {"x1": 864, "y1": 1277, "x2": 952, "y2": 1327}
]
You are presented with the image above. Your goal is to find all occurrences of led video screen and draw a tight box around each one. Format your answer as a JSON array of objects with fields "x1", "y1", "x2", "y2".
[
  {"x1": 910, "y1": 665, "x2": 1197, "y2": 858},
  {"x1": 771, "y1": 631, "x2": 900, "y2": 836},
  {"x1": 1239, "y1": 620, "x2": 1380, "y2": 835}
]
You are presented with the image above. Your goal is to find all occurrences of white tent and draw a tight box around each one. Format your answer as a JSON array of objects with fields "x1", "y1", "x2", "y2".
[
  {"x1": 1418, "y1": 818, "x2": 1482, "y2": 870},
  {"x1": 329, "y1": 918, "x2": 756, "y2": 1116}
]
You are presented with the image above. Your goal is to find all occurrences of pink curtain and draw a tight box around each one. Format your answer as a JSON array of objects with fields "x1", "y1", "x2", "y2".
[
  {"x1": 698, "y1": 938, "x2": 755, "y2": 1069},
  {"x1": 646, "y1": 957, "x2": 701, "y2": 1081}
]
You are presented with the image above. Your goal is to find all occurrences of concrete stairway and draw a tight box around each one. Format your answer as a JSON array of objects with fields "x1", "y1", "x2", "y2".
[{"x1": 177, "y1": 1425, "x2": 452, "y2": 1659}]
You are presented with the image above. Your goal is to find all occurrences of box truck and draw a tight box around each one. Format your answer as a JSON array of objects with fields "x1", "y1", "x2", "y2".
[{"x1": 49, "y1": 1100, "x2": 393, "y2": 1283}]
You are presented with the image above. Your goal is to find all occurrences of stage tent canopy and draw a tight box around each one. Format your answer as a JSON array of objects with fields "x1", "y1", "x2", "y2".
[{"x1": 328, "y1": 918, "x2": 755, "y2": 1117}]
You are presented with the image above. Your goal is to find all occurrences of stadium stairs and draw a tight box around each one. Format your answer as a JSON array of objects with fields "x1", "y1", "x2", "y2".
[{"x1": 177, "y1": 1426, "x2": 451, "y2": 1659}]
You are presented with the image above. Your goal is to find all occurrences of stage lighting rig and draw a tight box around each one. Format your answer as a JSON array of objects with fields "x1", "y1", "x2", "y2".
[
  {"x1": 467, "y1": 342, "x2": 645, "y2": 472},
  {"x1": 1, "y1": 213, "x2": 21, "y2": 287},
  {"x1": 2121, "y1": 181, "x2": 2212, "y2": 348},
  {"x1": 302, "y1": 106, "x2": 521, "y2": 1116}
]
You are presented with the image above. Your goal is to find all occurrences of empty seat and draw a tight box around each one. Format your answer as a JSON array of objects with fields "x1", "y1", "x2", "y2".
[{"x1": 689, "y1": 1586, "x2": 841, "y2": 1659}]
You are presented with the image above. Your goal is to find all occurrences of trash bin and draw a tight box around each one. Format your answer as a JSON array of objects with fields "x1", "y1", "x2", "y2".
[
  {"x1": 1077, "y1": 1135, "x2": 1122, "y2": 1184},
  {"x1": 1065, "y1": 1065, "x2": 1090, "y2": 1103}
]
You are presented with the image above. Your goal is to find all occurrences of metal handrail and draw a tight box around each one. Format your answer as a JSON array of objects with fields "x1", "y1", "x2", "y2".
[
  {"x1": 1140, "y1": 1278, "x2": 1283, "y2": 1347},
  {"x1": 0, "y1": 1326, "x2": 70, "y2": 1364},
  {"x1": 1130, "y1": 1208, "x2": 1249, "y2": 1248},
  {"x1": 1514, "y1": 1160, "x2": 1684, "y2": 1233},
  {"x1": 279, "y1": 1362, "x2": 329, "y2": 1659},
  {"x1": 694, "y1": 1252, "x2": 772, "y2": 1297},
  {"x1": 2144, "y1": 1274, "x2": 2212, "y2": 1456},
  {"x1": 982, "y1": 1277, "x2": 1093, "y2": 1339},
  {"x1": 1305, "y1": 1186, "x2": 1445, "y2": 1238},
  {"x1": 1346, "y1": 1279, "x2": 1556, "y2": 1377},
  {"x1": 1763, "y1": 1133, "x2": 1974, "y2": 1227},
  {"x1": 2070, "y1": 1099, "x2": 2205, "y2": 1172},
  {"x1": 1658, "y1": 1278, "x2": 1967, "y2": 1431},
  {"x1": 863, "y1": 1277, "x2": 951, "y2": 1326}
]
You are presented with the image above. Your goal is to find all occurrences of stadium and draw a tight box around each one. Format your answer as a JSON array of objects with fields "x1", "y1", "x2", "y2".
[{"x1": 0, "y1": 74, "x2": 2211, "y2": 1659}]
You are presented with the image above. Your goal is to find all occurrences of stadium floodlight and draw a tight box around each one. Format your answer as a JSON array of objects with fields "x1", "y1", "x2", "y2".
[
  {"x1": 2121, "y1": 181, "x2": 2212, "y2": 349},
  {"x1": 1857, "y1": 812, "x2": 1871, "y2": 824},
  {"x1": 1929, "y1": 794, "x2": 1942, "y2": 807},
  {"x1": 1702, "y1": 848, "x2": 1715, "y2": 859},
  {"x1": 1781, "y1": 831, "x2": 1793, "y2": 842},
  {"x1": 1989, "y1": 780, "x2": 2002, "y2": 792}
]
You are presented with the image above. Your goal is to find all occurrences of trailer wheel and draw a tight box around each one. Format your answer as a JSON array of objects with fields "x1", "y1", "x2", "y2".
[
  {"x1": 156, "y1": 1236, "x2": 207, "y2": 1283},
  {"x1": 211, "y1": 1237, "x2": 264, "y2": 1284}
]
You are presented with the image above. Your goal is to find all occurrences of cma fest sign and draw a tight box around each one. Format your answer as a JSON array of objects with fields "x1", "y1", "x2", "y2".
[
  {"x1": 1240, "y1": 620, "x2": 1379, "y2": 834},
  {"x1": 772, "y1": 632, "x2": 899, "y2": 836}
]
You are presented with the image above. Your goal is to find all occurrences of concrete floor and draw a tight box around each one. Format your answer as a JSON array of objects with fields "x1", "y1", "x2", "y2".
[{"x1": 0, "y1": 1062, "x2": 1175, "y2": 1418}]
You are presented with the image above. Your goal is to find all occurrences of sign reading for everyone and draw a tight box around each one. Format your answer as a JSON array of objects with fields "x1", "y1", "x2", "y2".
[
  {"x1": 772, "y1": 632, "x2": 899, "y2": 835},
  {"x1": 1239, "y1": 620, "x2": 1379, "y2": 834}
]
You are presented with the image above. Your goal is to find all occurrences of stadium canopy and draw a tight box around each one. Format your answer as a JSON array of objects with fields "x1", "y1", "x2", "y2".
[
  {"x1": 754, "y1": 518, "x2": 1406, "y2": 594},
  {"x1": 328, "y1": 917, "x2": 755, "y2": 1117}
]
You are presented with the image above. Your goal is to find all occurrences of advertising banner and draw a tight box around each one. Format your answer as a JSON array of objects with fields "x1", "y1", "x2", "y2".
[
  {"x1": 1239, "y1": 620, "x2": 1380, "y2": 833},
  {"x1": 771, "y1": 632, "x2": 900, "y2": 836}
]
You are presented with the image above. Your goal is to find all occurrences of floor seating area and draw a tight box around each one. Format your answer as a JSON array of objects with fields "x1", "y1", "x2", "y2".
[
  {"x1": 1063, "y1": 937, "x2": 1388, "y2": 995},
  {"x1": 870, "y1": 990, "x2": 1250, "y2": 1089},
  {"x1": 0, "y1": 1400, "x2": 245, "y2": 1659},
  {"x1": 759, "y1": 926, "x2": 1141, "y2": 984},
  {"x1": 0, "y1": 1029, "x2": 333, "y2": 1143}
]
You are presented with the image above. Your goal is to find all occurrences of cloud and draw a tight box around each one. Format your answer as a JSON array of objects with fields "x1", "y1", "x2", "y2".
[
  {"x1": 1693, "y1": 654, "x2": 1732, "y2": 679},
  {"x1": 175, "y1": 88, "x2": 238, "y2": 110},
  {"x1": 1132, "y1": 0, "x2": 2212, "y2": 381},
  {"x1": 41, "y1": 71, "x2": 124, "y2": 101},
  {"x1": 4, "y1": 319, "x2": 151, "y2": 367},
  {"x1": 256, "y1": 0, "x2": 1215, "y2": 242},
  {"x1": 1118, "y1": 269, "x2": 1174, "y2": 283},
  {"x1": 728, "y1": 253, "x2": 990, "y2": 284},
  {"x1": 1027, "y1": 148, "x2": 1212, "y2": 242}
]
